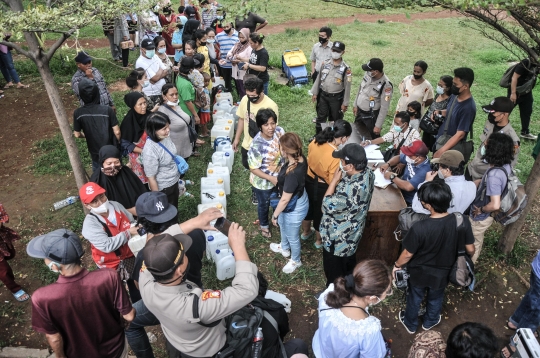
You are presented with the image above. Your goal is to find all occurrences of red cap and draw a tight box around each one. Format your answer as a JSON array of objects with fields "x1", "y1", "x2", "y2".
[
  {"x1": 79, "y1": 182, "x2": 106, "y2": 204},
  {"x1": 401, "y1": 140, "x2": 429, "y2": 157}
]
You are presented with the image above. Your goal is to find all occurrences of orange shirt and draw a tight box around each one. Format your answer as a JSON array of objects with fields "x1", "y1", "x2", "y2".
[{"x1": 306, "y1": 140, "x2": 340, "y2": 184}]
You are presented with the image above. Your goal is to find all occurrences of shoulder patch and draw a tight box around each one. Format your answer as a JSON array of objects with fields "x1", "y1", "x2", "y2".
[
  {"x1": 385, "y1": 87, "x2": 392, "y2": 94},
  {"x1": 201, "y1": 290, "x2": 222, "y2": 301}
]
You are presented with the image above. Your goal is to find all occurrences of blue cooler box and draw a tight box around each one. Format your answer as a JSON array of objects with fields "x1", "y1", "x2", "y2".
[{"x1": 282, "y1": 49, "x2": 309, "y2": 85}]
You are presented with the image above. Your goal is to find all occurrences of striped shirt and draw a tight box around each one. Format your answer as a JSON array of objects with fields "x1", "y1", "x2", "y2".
[{"x1": 215, "y1": 30, "x2": 239, "y2": 69}]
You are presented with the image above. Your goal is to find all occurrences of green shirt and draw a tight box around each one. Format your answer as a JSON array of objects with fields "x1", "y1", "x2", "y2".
[{"x1": 176, "y1": 75, "x2": 196, "y2": 114}]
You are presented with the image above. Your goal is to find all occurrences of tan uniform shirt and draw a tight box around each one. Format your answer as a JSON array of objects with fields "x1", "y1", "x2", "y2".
[
  {"x1": 310, "y1": 41, "x2": 333, "y2": 73},
  {"x1": 354, "y1": 72, "x2": 393, "y2": 128},
  {"x1": 139, "y1": 260, "x2": 259, "y2": 357},
  {"x1": 310, "y1": 59, "x2": 352, "y2": 106},
  {"x1": 468, "y1": 120, "x2": 521, "y2": 180}
]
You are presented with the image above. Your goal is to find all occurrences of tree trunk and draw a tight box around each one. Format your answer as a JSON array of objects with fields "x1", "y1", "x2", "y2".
[
  {"x1": 498, "y1": 154, "x2": 540, "y2": 253},
  {"x1": 35, "y1": 57, "x2": 88, "y2": 190}
]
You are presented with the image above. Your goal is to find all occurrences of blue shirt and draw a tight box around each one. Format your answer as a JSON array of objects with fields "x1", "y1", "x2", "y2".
[
  {"x1": 399, "y1": 154, "x2": 431, "y2": 204},
  {"x1": 215, "y1": 30, "x2": 239, "y2": 69},
  {"x1": 172, "y1": 29, "x2": 184, "y2": 62},
  {"x1": 437, "y1": 94, "x2": 476, "y2": 137}
]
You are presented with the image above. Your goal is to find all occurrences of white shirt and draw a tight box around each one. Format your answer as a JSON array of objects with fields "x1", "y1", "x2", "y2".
[
  {"x1": 135, "y1": 55, "x2": 166, "y2": 96},
  {"x1": 412, "y1": 175, "x2": 477, "y2": 214}
]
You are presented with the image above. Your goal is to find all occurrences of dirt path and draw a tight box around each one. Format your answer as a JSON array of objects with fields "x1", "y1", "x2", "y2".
[{"x1": 37, "y1": 10, "x2": 462, "y2": 50}]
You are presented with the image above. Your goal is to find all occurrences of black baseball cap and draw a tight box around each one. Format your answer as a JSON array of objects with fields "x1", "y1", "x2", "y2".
[
  {"x1": 482, "y1": 97, "x2": 514, "y2": 114},
  {"x1": 27, "y1": 228, "x2": 84, "y2": 264},
  {"x1": 181, "y1": 56, "x2": 195, "y2": 68},
  {"x1": 362, "y1": 58, "x2": 384, "y2": 72},
  {"x1": 332, "y1": 41, "x2": 345, "y2": 52},
  {"x1": 142, "y1": 234, "x2": 192, "y2": 277},
  {"x1": 185, "y1": 6, "x2": 197, "y2": 18},
  {"x1": 136, "y1": 192, "x2": 178, "y2": 224},
  {"x1": 332, "y1": 143, "x2": 367, "y2": 165},
  {"x1": 141, "y1": 38, "x2": 156, "y2": 50},
  {"x1": 74, "y1": 51, "x2": 92, "y2": 64}
]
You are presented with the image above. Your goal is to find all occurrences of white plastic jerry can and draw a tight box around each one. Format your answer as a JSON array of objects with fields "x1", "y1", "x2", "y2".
[
  {"x1": 215, "y1": 91, "x2": 234, "y2": 105},
  {"x1": 207, "y1": 166, "x2": 230, "y2": 194},
  {"x1": 211, "y1": 151, "x2": 228, "y2": 169},
  {"x1": 213, "y1": 76, "x2": 225, "y2": 88},
  {"x1": 198, "y1": 202, "x2": 226, "y2": 221},
  {"x1": 211, "y1": 123, "x2": 234, "y2": 143},
  {"x1": 201, "y1": 189, "x2": 227, "y2": 212},
  {"x1": 215, "y1": 248, "x2": 235, "y2": 280},
  {"x1": 205, "y1": 232, "x2": 230, "y2": 261}
]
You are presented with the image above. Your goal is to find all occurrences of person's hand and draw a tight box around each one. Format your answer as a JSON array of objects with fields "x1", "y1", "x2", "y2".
[
  {"x1": 194, "y1": 114, "x2": 200, "y2": 125},
  {"x1": 242, "y1": 63, "x2": 250, "y2": 71},
  {"x1": 312, "y1": 95, "x2": 317, "y2": 103},
  {"x1": 227, "y1": 222, "x2": 246, "y2": 251},
  {"x1": 379, "y1": 163, "x2": 389, "y2": 172},
  {"x1": 425, "y1": 171, "x2": 437, "y2": 182},
  {"x1": 360, "y1": 140, "x2": 370, "y2": 147},
  {"x1": 331, "y1": 167, "x2": 342, "y2": 183},
  {"x1": 269, "y1": 176, "x2": 278, "y2": 186},
  {"x1": 383, "y1": 171, "x2": 395, "y2": 180},
  {"x1": 231, "y1": 59, "x2": 240, "y2": 65},
  {"x1": 433, "y1": 149, "x2": 442, "y2": 159},
  {"x1": 392, "y1": 265, "x2": 400, "y2": 280},
  {"x1": 218, "y1": 59, "x2": 226, "y2": 66},
  {"x1": 373, "y1": 126, "x2": 381, "y2": 135},
  {"x1": 271, "y1": 216, "x2": 278, "y2": 227},
  {"x1": 510, "y1": 93, "x2": 517, "y2": 104},
  {"x1": 470, "y1": 205, "x2": 482, "y2": 218},
  {"x1": 395, "y1": 163, "x2": 405, "y2": 175},
  {"x1": 353, "y1": 106, "x2": 358, "y2": 116},
  {"x1": 341, "y1": 105, "x2": 348, "y2": 113},
  {"x1": 85, "y1": 68, "x2": 94, "y2": 79},
  {"x1": 198, "y1": 207, "x2": 224, "y2": 230},
  {"x1": 232, "y1": 138, "x2": 240, "y2": 152},
  {"x1": 128, "y1": 226, "x2": 139, "y2": 236}
]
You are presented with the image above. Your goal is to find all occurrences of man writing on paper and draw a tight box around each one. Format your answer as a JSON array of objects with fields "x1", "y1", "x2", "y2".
[{"x1": 379, "y1": 140, "x2": 431, "y2": 206}]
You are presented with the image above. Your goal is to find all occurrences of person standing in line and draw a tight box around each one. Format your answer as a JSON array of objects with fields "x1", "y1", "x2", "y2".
[
  {"x1": 136, "y1": 38, "x2": 169, "y2": 104},
  {"x1": 310, "y1": 27, "x2": 333, "y2": 82},
  {"x1": 235, "y1": 11, "x2": 268, "y2": 33},
  {"x1": 225, "y1": 27, "x2": 250, "y2": 98},
  {"x1": 243, "y1": 33, "x2": 270, "y2": 95},
  {"x1": 310, "y1": 41, "x2": 352, "y2": 135},
  {"x1": 0, "y1": 32, "x2": 28, "y2": 90},
  {"x1": 158, "y1": 4, "x2": 178, "y2": 56},
  {"x1": 508, "y1": 58, "x2": 538, "y2": 140},
  {"x1": 395, "y1": 60, "x2": 434, "y2": 114},
  {"x1": 71, "y1": 51, "x2": 115, "y2": 109},
  {"x1": 216, "y1": 21, "x2": 240, "y2": 92}
]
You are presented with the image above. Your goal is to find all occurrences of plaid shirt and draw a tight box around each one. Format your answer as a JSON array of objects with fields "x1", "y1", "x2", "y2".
[
  {"x1": 320, "y1": 169, "x2": 375, "y2": 257},
  {"x1": 71, "y1": 68, "x2": 114, "y2": 107}
]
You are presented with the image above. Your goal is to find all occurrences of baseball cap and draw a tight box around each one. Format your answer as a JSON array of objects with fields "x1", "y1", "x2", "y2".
[
  {"x1": 362, "y1": 58, "x2": 384, "y2": 72},
  {"x1": 431, "y1": 150, "x2": 464, "y2": 167},
  {"x1": 482, "y1": 97, "x2": 514, "y2": 114},
  {"x1": 136, "y1": 192, "x2": 178, "y2": 224},
  {"x1": 181, "y1": 56, "x2": 195, "y2": 68},
  {"x1": 185, "y1": 6, "x2": 197, "y2": 18},
  {"x1": 141, "y1": 38, "x2": 156, "y2": 50},
  {"x1": 332, "y1": 143, "x2": 367, "y2": 164},
  {"x1": 401, "y1": 140, "x2": 429, "y2": 157},
  {"x1": 74, "y1": 51, "x2": 92, "y2": 64},
  {"x1": 142, "y1": 233, "x2": 192, "y2": 277},
  {"x1": 332, "y1": 41, "x2": 345, "y2": 52},
  {"x1": 27, "y1": 228, "x2": 84, "y2": 264},
  {"x1": 79, "y1": 182, "x2": 106, "y2": 204}
]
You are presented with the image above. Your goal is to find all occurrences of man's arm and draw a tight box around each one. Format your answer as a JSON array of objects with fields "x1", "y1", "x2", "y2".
[
  {"x1": 392, "y1": 248, "x2": 414, "y2": 277},
  {"x1": 433, "y1": 131, "x2": 466, "y2": 158},
  {"x1": 465, "y1": 244, "x2": 475, "y2": 257},
  {"x1": 255, "y1": 20, "x2": 268, "y2": 32},
  {"x1": 123, "y1": 307, "x2": 136, "y2": 322},
  {"x1": 510, "y1": 72, "x2": 521, "y2": 104},
  {"x1": 374, "y1": 83, "x2": 393, "y2": 134},
  {"x1": 185, "y1": 100, "x2": 200, "y2": 124},
  {"x1": 112, "y1": 125, "x2": 121, "y2": 142},
  {"x1": 46, "y1": 333, "x2": 66, "y2": 358},
  {"x1": 149, "y1": 67, "x2": 167, "y2": 83},
  {"x1": 390, "y1": 176, "x2": 415, "y2": 192},
  {"x1": 324, "y1": 167, "x2": 342, "y2": 197}
]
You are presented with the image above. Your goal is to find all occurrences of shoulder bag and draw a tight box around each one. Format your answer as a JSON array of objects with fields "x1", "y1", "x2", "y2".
[
  {"x1": 156, "y1": 140, "x2": 189, "y2": 175},
  {"x1": 434, "y1": 97, "x2": 474, "y2": 162},
  {"x1": 163, "y1": 104, "x2": 198, "y2": 143},
  {"x1": 269, "y1": 190, "x2": 299, "y2": 213},
  {"x1": 247, "y1": 99, "x2": 260, "y2": 138},
  {"x1": 419, "y1": 94, "x2": 442, "y2": 135},
  {"x1": 449, "y1": 213, "x2": 475, "y2": 290},
  {"x1": 382, "y1": 127, "x2": 413, "y2": 162}
]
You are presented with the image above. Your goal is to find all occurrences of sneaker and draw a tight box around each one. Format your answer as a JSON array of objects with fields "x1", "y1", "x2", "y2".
[
  {"x1": 422, "y1": 314, "x2": 442, "y2": 331},
  {"x1": 282, "y1": 259, "x2": 302, "y2": 274},
  {"x1": 399, "y1": 311, "x2": 416, "y2": 334},
  {"x1": 251, "y1": 191, "x2": 258, "y2": 205},
  {"x1": 270, "y1": 243, "x2": 290, "y2": 258},
  {"x1": 521, "y1": 133, "x2": 538, "y2": 140}
]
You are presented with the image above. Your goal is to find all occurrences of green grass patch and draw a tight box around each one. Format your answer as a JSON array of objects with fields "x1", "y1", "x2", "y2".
[{"x1": 371, "y1": 39, "x2": 390, "y2": 46}]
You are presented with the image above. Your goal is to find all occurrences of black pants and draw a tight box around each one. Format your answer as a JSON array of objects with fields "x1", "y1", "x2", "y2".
[
  {"x1": 512, "y1": 90, "x2": 534, "y2": 134},
  {"x1": 322, "y1": 244, "x2": 357, "y2": 287},
  {"x1": 241, "y1": 147, "x2": 249, "y2": 170},
  {"x1": 185, "y1": 229, "x2": 205, "y2": 288},
  {"x1": 284, "y1": 339, "x2": 309, "y2": 357},
  {"x1": 121, "y1": 48, "x2": 129, "y2": 67},
  {"x1": 304, "y1": 175, "x2": 329, "y2": 232},
  {"x1": 354, "y1": 108, "x2": 381, "y2": 140},
  {"x1": 220, "y1": 67, "x2": 233, "y2": 92},
  {"x1": 315, "y1": 91, "x2": 344, "y2": 134},
  {"x1": 161, "y1": 182, "x2": 180, "y2": 211}
]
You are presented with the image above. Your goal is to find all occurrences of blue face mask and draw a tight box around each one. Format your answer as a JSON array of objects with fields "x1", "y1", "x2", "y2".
[
  {"x1": 393, "y1": 125, "x2": 403, "y2": 133},
  {"x1": 142, "y1": 80, "x2": 150, "y2": 88},
  {"x1": 157, "y1": 48, "x2": 166, "y2": 54},
  {"x1": 146, "y1": 49, "x2": 155, "y2": 58}
]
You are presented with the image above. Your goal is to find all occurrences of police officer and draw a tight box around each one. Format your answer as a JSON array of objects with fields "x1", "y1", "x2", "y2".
[
  {"x1": 310, "y1": 26, "x2": 333, "y2": 82},
  {"x1": 138, "y1": 222, "x2": 259, "y2": 358},
  {"x1": 353, "y1": 58, "x2": 393, "y2": 140},
  {"x1": 311, "y1": 41, "x2": 352, "y2": 134}
]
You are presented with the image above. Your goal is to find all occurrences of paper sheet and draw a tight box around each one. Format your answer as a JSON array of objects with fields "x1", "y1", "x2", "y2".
[
  {"x1": 363, "y1": 144, "x2": 380, "y2": 152},
  {"x1": 374, "y1": 169, "x2": 392, "y2": 189},
  {"x1": 366, "y1": 148, "x2": 384, "y2": 160}
]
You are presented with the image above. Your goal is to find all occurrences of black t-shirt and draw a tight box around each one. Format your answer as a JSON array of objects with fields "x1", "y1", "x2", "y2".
[
  {"x1": 403, "y1": 214, "x2": 474, "y2": 289},
  {"x1": 277, "y1": 157, "x2": 307, "y2": 198},
  {"x1": 514, "y1": 59, "x2": 537, "y2": 88},
  {"x1": 247, "y1": 47, "x2": 269, "y2": 83},
  {"x1": 73, "y1": 105, "x2": 118, "y2": 162},
  {"x1": 235, "y1": 12, "x2": 266, "y2": 33}
]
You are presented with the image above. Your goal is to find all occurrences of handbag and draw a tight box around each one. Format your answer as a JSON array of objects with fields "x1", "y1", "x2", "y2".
[
  {"x1": 269, "y1": 190, "x2": 298, "y2": 213},
  {"x1": 157, "y1": 141, "x2": 189, "y2": 175},
  {"x1": 434, "y1": 97, "x2": 475, "y2": 162},
  {"x1": 449, "y1": 213, "x2": 475, "y2": 290},
  {"x1": 382, "y1": 127, "x2": 413, "y2": 162},
  {"x1": 164, "y1": 104, "x2": 198, "y2": 143},
  {"x1": 247, "y1": 99, "x2": 260, "y2": 138},
  {"x1": 419, "y1": 95, "x2": 443, "y2": 135},
  {"x1": 397, "y1": 207, "x2": 429, "y2": 239}
]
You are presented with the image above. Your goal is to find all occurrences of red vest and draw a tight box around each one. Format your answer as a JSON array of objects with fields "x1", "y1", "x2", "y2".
[{"x1": 91, "y1": 210, "x2": 134, "y2": 270}]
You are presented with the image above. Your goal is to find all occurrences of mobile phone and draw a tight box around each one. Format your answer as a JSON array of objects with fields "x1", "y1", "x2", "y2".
[
  {"x1": 238, "y1": 62, "x2": 246, "y2": 70},
  {"x1": 214, "y1": 217, "x2": 232, "y2": 236}
]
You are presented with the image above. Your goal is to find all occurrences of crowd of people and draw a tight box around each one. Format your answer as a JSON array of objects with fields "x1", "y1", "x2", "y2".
[{"x1": 1, "y1": 1, "x2": 540, "y2": 356}]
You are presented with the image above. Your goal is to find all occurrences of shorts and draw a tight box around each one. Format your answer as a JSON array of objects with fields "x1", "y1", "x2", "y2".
[{"x1": 199, "y1": 111, "x2": 211, "y2": 125}]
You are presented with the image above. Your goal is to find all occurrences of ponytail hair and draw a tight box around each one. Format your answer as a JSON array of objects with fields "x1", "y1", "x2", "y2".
[
  {"x1": 314, "y1": 120, "x2": 352, "y2": 145},
  {"x1": 250, "y1": 32, "x2": 264, "y2": 44},
  {"x1": 125, "y1": 67, "x2": 146, "y2": 89},
  {"x1": 326, "y1": 259, "x2": 391, "y2": 309},
  {"x1": 279, "y1": 132, "x2": 303, "y2": 175}
]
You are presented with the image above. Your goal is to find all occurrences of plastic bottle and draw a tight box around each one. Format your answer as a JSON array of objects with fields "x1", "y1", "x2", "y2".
[
  {"x1": 53, "y1": 196, "x2": 79, "y2": 210},
  {"x1": 205, "y1": 232, "x2": 230, "y2": 261},
  {"x1": 251, "y1": 328, "x2": 264, "y2": 358}
]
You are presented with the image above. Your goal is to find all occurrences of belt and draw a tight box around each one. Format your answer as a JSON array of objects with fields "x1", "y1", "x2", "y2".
[{"x1": 320, "y1": 90, "x2": 344, "y2": 97}]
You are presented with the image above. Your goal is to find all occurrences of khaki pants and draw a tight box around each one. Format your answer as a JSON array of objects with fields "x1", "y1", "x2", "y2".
[{"x1": 469, "y1": 216, "x2": 494, "y2": 263}]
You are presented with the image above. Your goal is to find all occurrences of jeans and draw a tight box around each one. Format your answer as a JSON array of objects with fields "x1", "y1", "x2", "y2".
[
  {"x1": 253, "y1": 186, "x2": 273, "y2": 229},
  {"x1": 263, "y1": 81, "x2": 269, "y2": 95},
  {"x1": 0, "y1": 50, "x2": 21, "y2": 84},
  {"x1": 125, "y1": 299, "x2": 160, "y2": 358},
  {"x1": 404, "y1": 285, "x2": 446, "y2": 331},
  {"x1": 509, "y1": 270, "x2": 540, "y2": 331},
  {"x1": 277, "y1": 190, "x2": 309, "y2": 262}
]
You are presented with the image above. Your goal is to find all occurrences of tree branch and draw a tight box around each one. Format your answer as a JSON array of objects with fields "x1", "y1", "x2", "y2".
[
  {"x1": 44, "y1": 29, "x2": 76, "y2": 62},
  {"x1": 0, "y1": 40, "x2": 32, "y2": 59},
  {"x1": 510, "y1": 10, "x2": 540, "y2": 55}
]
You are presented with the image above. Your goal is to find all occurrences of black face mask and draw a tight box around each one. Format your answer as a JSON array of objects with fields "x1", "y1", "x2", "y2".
[
  {"x1": 408, "y1": 111, "x2": 416, "y2": 118},
  {"x1": 319, "y1": 37, "x2": 328, "y2": 44},
  {"x1": 224, "y1": 28, "x2": 232, "y2": 34},
  {"x1": 451, "y1": 85, "x2": 461, "y2": 96},
  {"x1": 413, "y1": 74, "x2": 422, "y2": 80},
  {"x1": 248, "y1": 95, "x2": 260, "y2": 103},
  {"x1": 200, "y1": 41, "x2": 207, "y2": 46},
  {"x1": 488, "y1": 113, "x2": 497, "y2": 124}
]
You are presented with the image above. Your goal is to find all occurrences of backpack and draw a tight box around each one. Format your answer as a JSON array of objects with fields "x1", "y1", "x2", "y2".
[
  {"x1": 499, "y1": 59, "x2": 537, "y2": 94},
  {"x1": 477, "y1": 167, "x2": 528, "y2": 226}
]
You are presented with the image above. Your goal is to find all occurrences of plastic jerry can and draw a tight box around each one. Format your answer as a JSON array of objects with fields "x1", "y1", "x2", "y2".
[
  {"x1": 212, "y1": 151, "x2": 233, "y2": 172},
  {"x1": 212, "y1": 110, "x2": 225, "y2": 123},
  {"x1": 201, "y1": 176, "x2": 226, "y2": 193},
  {"x1": 215, "y1": 248, "x2": 235, "y2": 280},
  {"x1": 217, "y1": 144, "x2": 235, "y2": 165},
  {"x1": 211, "y1": 123, "x2": 234, "y2": 143},
  {"x1": 214, "y1": 117, "x2": 235, "y2": 128},
  {"x1": 213, "y1": 77, "x2": 225, "y2": 88},
  {"x1": 198, "y1": 202, "x2": 226, "y2": 219},
  {"x1": 205, "y1": 232, "x2": 230, "y2": 261},
  {"x1": 264, "y1": 290, "x2": 292, "y2": 313},
  {"x1": 213, "y1": 136, "x2": 231, "y2": 150},
  {"x1": 201, "y1": 189, "x2": 227, "y2": 210},
  {"x1": 128, "y1": 233, "x2": 147, "y2": 257},
  {"x1": 213, "y1": 100, "x2": 233, "y2": 113},
  {"x1": 207, "y1": 166, "x2": 230, "y2": 194},
  {"x1": 215, "y1": 91, "x2": 233, "y2": 105}
]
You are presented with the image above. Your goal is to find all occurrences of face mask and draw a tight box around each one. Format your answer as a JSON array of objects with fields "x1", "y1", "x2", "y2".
[
  {"x1": 488, "y1": 113, "x2": 497, "y2": 125},
  {"x1": 413, "y1": 74, "x2": 422, "y2": 80},
  {"x1": 368, "y1": 71, "x2": 376, "y2": 78},
  {"x1": 224, "y1": 28, "x2": 232, "y2": 34},
  {"x1": 240, "y1": 39, "x2": 247, "y2": 44},
  {"x1": 91, "y1": 200, "x2": 109, "y2": 215},
  {"x1": 145, "y1": 49, "x2": 155, "y2": 59},
  {"x1": 319, "y1": 36, "x2": 327, "y2": 44},
  {"x1": 200, "y1": 41, "x2": 207, "y2": 46},
  {"x1": 248, "y1": 95, "x2": 260, "y2": 103},
  {"x1": 438, "y1": 169, "x2": 445, "y2": 179},
  {"x1": 331, "y1": 52, "x2": 342, "y2": 60},
  {"x1": 451, "y1": 84, "x2": 461, "y2": 95},
  {"x1": 101, "y1": 165, "x2": 121, "y2": 176},
  {"x1": 158, "y1": 48, "x2": 166, "y2": 54},
  {"x1": 339, "y1": 161, "x2": 349, "y2": 174},
  {"x1": 436, "y1": 85, "x2": 445, "y2": 95},
  {"x1": 142, "y1": 80, "x2": 150, "y2": 88},
  {"x1": 167, "y1": 100, "x2": 179, "y2": 107},
  {"x1": 481, "y1": 145, "x2": 486, "y2": 156},
  {"x1": 47, "y1": 261, "x2": 61, "y2": 273},
  {"x1": 393, "y1": 125, "x2": 403, "y2": 133},
  {"x1": 338, "y1": 143, "x2": 344, "y2": 150},
  {"x1": 408, "y1": 111, "x2": 416, "y2": 118},
  {"x1": 207, "y1": 39, "x2": 215, "y2": 44},
  {"x1": 406, "y1": 156, "x2": 416, "y2": 164}
]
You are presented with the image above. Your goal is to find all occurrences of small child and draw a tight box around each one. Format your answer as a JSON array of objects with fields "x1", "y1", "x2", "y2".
[
  {"x1": 190, "y1": 53, "x2": 210, "y2": 143},
  {"x1": 199, "y1": 72, "x2": 212, "y2": 137}
]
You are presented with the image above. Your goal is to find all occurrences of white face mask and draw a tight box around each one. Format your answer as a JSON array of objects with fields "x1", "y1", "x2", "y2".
[
  {"x1": 91, "y1": 200, "x2": 109, "y2": 215},
  {"x1": 339, "y1": 161, "x2": 350, "y2": 174},
  {"x1": 157, "y1": 48, "x2": 166, "y2": 54},
  {"x1": 438, "y1": 168, "x2": 445, "y2": 179},
  {"x1": 167, "y1": 100, "x2": 179, "y2": 107},
  {"x1": 142, "y1": 80, "x2": 150, "y2": 88},
  {"x1": 405, "y1": 156, "x2": 416, "y2": 164},
  {"x1": 480, "y1": 145, "x2": 486, "y2": 156},
  {"x1": 436, "y1": 85, "x2": 445, "y2": 95},
  {"x1": 207, "y1": 39, "x2": 215, "y2": 44},
  {"x1": 331, "y1": 51, "x2": 342, "y2": 60},
  {"x1": 47, "y1": 261, "x2": 61, "y2": 274}
]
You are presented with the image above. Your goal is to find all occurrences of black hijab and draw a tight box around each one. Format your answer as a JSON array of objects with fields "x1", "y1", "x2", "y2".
[
  {"x1": 121, "y1": 92, "x2": 148, "y2": 143},
  {"x1": 182, "y1": 19, "x2": 200, "y2": 44},
  {"x1": 90, "y1": 145, "x2": 148, "y2": 210}
]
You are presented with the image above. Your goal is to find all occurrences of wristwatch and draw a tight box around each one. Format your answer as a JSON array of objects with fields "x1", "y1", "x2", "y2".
[
  {"x1": 390, "y1": 174, "x2": 396, "y2": 182},
  {"x1": 272, "y1": 215, "x2": 278, "y2": 220}
]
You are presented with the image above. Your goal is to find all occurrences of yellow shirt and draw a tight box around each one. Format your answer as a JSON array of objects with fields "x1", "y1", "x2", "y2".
[
  {"x1": 236, "y1": 95, "x2": 279, "y2": 150},
  {"x1": 306, "y1": 140, "x2": 340, "y2": 184},
  {"x1": 197, "y1": 45, "x2": 213, "y2": 89}
]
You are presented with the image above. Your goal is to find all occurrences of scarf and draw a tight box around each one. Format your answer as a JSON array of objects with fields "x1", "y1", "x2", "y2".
[
  {"x1": 230, "y1": 28, "x2": 251, "y2": 57},
  {"x1": 121, "y1": 92, "x2": 149, "y2": 143}
]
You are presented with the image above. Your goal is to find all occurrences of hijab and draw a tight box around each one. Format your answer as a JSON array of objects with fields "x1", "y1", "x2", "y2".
[
  {"x1": 230, "y1": 28, "x2": 251, "y2": 57},
  {"x1": 182, "y1": 19, "x2": 200, "y2": 44},
  {"x1": 121, "y1": 92, "x2": 148, "y2": 143},
  {"x1": 90, "y1": 145, "x2": 148, "y2": 210}
]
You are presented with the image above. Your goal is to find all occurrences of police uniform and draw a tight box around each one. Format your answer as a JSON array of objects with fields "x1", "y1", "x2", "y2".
[
  {"x1": 310, "y1": 41, "x2": 352, "y2": 133},
  {"x1": 310, "y1": 40, "x2": 333, "y2": 81},
  {"x1": 353, "y1": 58, "x2": 393, "y2": 140}
]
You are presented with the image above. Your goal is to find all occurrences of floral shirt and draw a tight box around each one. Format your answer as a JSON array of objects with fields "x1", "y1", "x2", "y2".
[
  {"x1": 247, "y1": 127, "x2": 284, "y2": 190},
  {"x1": 320, "y1": 169, "x2": 375, "y2": 257}
]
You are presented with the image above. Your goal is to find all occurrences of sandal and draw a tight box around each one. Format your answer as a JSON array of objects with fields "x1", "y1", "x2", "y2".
[
  {"x1": 507, "y1": 321, "x2": 517, "y2": 330},
  {"x1": 260, "y1": 229, "x2": 272, "y2": 238},
  {"x1": 15, "y1": 84, "x2": 29, "y2": 89},
  {"x1": 3, "y1": 83, "x2": 13, "y2": 89},
  {"x1": 501, "y1": 343, "x2": 516, "y2": 358},
  {"x1": 13, "y1": 289, "x2": 30, "y2": 302},
  {"x1": 301, "y1": 228, "x2": 315, "y2": 241}
]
